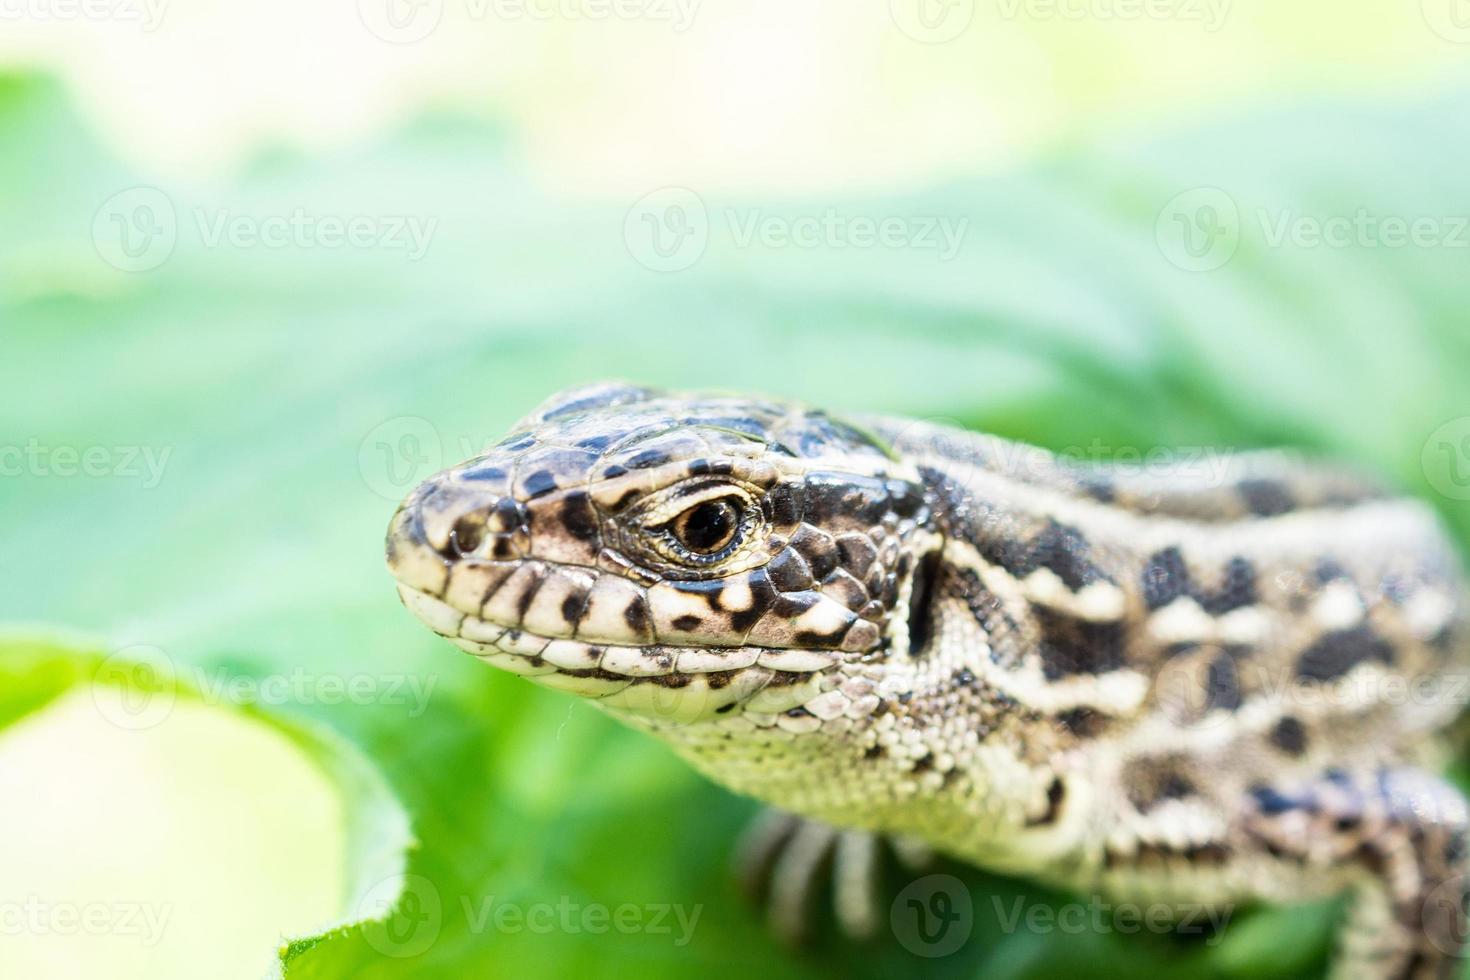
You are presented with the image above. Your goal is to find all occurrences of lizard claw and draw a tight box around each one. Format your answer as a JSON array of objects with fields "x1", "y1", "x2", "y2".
[{"x1": 733, "y1": 808, "x2": 932, "y2": 945}]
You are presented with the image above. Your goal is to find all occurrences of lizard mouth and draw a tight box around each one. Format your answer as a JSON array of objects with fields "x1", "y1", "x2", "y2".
[{"x1": 395, "y1": 583, "x2": 838, "y2": 724}]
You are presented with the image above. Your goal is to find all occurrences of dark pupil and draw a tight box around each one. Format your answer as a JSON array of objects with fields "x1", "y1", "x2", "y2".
[{"x1": 678, "y1": 500, "x2": 737, "y2": 554}]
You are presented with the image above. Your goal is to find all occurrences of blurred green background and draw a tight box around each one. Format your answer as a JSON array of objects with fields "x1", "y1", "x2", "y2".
[{"x1": 3, "y1": 4, "x2": 1470, "y2": 978}]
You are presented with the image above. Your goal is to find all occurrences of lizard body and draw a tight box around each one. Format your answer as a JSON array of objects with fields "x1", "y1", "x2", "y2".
[{"x1": 387, "y1": 383, "x2": 1470, "y2": 978}]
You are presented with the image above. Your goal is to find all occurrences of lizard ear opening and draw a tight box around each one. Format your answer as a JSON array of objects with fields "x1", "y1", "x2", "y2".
[{"x1": 906, "y1": 549, "x2": 942, "y2": 657}]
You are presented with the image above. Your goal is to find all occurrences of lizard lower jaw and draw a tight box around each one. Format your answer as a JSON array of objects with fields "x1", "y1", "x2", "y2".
[{"x1": 395, "y1": 584, "x2": 837, "y2": 722}]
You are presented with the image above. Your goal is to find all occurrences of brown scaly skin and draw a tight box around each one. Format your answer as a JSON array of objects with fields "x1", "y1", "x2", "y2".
[{"x1": 387, "y1": 382, "x2": 1470, "y2": 978}]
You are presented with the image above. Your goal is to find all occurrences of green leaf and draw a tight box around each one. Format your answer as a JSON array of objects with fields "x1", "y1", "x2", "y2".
[
  {"x1": 3, "y1": 71, "x2": 1470, "y2": 978},
  {"x1": 0, "y1": 631, "x2": 412, "y2": 979}
]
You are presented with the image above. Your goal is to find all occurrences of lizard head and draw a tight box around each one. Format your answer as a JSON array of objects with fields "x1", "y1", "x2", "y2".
[{"x1": 386, "y1": 382, "x2": 940, "y2": 727}]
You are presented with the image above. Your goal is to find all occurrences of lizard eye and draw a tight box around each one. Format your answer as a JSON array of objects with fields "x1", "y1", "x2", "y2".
[
  {"x1": 671, "y1": 498, "x2": 740, "y2": 555},
  {"x1": 630, "y1": 479, "x2": 764, "y2": 572}
]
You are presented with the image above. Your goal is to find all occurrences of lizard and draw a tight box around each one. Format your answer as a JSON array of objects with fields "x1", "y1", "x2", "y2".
[{"x1": 385, "y1": 381, "x2": 1470, "y2": 978}]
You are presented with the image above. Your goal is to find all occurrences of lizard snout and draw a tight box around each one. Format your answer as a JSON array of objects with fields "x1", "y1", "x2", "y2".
[{"x1": 385, "y1": 473, "x2": 529, "y2": 597}]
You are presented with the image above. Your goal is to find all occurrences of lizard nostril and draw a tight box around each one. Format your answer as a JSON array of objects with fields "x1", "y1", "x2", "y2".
[{"x1": 443, "y1": 514, "x2": 485, "y2": 559}]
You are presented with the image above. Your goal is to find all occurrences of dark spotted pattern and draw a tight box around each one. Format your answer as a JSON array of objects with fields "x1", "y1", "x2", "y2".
[
  {"x1": 976, "y1": 516, "x2": 1114, "y2": 592},
  {"x1": 1033, "y1": 606, "x2": 1126, "y2": 678},
  {"x1": 534, "y1": 382, "x2": 654, "y2": 421},
  {"x1": 1270, "y1": 716, "x2": 1307, "y2": 755},
  {"x1": 1054, "y1": 707, "x2": 1105, "y2": 738},
  {"x1": 1204, "y1": 652, "x2": 1243, "y2": 711},
  {"x1": 1237, "y1": 478, "x2": 1295, "y2": 517},
  {"x1": 1103, "y1": 841, "x2": 1233, "y2": 870},
  {"x1": 1123, "y1": 757, "x2": 1197, "y2": 812},
  {"x1": 1141, "y1": 547, "x2": 1191, "y2": 609},
  {"x1": 1141, "y1": 547, "x2": 1257, "y2": 614},
  {"x1": 1154, "y1": 640, "x2": 1257, "y2": 723},
  {"x1": 1296, "y1": 626, "x2": 1396, "y2": 682},
  {"x1": 1029, "y1": 520, "x2": 1109, "y2": 590},
  {"x1": 558, "y1": 491, "x2": 600, "y2": 542},
  {"x1": 730, "y1": 570, "x2": 777, "y2": 634}
]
